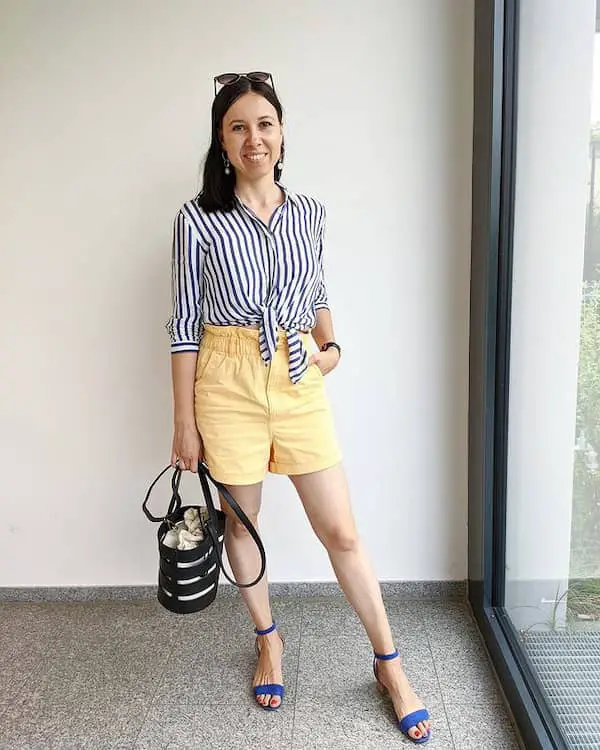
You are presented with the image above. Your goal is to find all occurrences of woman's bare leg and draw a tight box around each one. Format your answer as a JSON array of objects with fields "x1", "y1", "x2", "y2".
[
  {"x1": 221, "y1": 482, "x2": 284, "y2": 709},
  {"x1": 290, "y1": 465, "x2": 431, "y2": 741}
]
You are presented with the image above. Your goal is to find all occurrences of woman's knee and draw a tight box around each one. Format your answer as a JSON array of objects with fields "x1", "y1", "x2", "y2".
[
  {"x1": 320, "y1": 524, "x2": 359, "y2": 553},
  {"x1": 221, "y1": 484, "x2": 262, "y2": 539},
  {"x1": 226, "y1": 512, "x2": 259, "y2": 539}
]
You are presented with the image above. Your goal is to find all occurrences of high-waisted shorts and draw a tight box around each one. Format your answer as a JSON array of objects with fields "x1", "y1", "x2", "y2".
[{"x1": 194, "y1": 325, "x2": 342, "y2": 485}]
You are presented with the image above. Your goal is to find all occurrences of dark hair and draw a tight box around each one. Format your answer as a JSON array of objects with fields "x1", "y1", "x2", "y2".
[{"x1": 196, "y1": 78, "x2": 284, "y2": 213}]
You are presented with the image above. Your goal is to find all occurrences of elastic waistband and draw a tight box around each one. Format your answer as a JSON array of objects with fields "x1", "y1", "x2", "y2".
[{"x1": 201, "y1": 325, "x2": 309, "y2": 356}]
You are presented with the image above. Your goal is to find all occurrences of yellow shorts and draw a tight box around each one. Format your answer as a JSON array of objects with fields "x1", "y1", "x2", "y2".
[{"x1": 194, "y1": 325, "x2": 342, "y2": 485}]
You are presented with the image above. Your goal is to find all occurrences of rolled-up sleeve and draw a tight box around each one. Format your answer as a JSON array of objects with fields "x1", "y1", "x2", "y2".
[
  {"x1": 314, "y1": 203, "x2": 330, "y2": 310},
  {"x1": 165, "y1": 208, "x2": 203, "y2": 352}
]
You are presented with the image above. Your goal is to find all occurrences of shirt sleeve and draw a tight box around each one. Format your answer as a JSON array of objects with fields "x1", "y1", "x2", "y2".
[
  {"x1": 314, "y1": 203, "x2": 330, "y2": 311},
  {"x1": 165, "y1": 208, "x2": 203, "y2": 353}
]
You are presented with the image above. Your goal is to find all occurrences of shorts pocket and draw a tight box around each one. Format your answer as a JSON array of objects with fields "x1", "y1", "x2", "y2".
[
  {"x1": 196, "y1": 346, "x2": 225, "y2": 382},
  {"x1": 195, "y1": 347, "x2": 212, "y2": 381}
]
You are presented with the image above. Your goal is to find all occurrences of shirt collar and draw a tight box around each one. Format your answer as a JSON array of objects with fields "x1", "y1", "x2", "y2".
[
  {"x1": 276, "y1": 182, "x2": 300, "y2": 206},
  {"x1": 233, "y1": 182, "x2": 300, "y2": 213}
]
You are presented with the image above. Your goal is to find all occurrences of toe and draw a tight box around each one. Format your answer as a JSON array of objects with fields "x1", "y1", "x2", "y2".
[{"x1": 270, "y1": 695, "x2": 281, "y2": 708}]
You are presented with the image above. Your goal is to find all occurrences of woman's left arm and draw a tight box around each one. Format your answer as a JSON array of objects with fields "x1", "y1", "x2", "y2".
[
  {"x1": 309, "y1": 203, "x2": 340, "y2": 375},
  {"x1": 310, "y1": 308, "x2": 341, "y2": 375}
]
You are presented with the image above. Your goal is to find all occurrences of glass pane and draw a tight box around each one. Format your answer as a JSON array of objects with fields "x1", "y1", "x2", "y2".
[{"x1": 504, "y1": 1, "x2": 600, "y2": 746}]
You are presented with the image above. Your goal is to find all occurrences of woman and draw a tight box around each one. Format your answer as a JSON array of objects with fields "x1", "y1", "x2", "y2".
[{"x1": 166, "y1": 71, "x2": 431, "y2": 744}]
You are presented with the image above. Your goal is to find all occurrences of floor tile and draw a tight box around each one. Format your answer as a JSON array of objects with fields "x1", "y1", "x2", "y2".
[
  {"x1": 300, "y1": 595, "x2": 427, "y2": 641},
  {"x1": 175, "y1": 593, "x2": 302, "y2": 646},
  {"x1": 431, "y1": 647, "x2": 502, "y2": 707},
  {"x1": 0, "y1": 600, "x2": 181, "y2": 658},
  {"x1": 134, "y1": 691, "x2": 293, "y2": 750},
  {"x1": 420, "y1": 600, "x2": 481, "y2": 639},
  {"x1": 423, "y1": 601, "x2": 504, "y2": 707},
  {"x1": 297, "y1": 633, "x2": 440, "y2": 700},
  {"x1": 446, "y1": 701, "x2": 522, "y2": 749},
  {"x1": 291, "y1": 689, "x2": 453, "y2": 750},
  {"x1": 0, "y1": 603, "x2": 73, "y2": 696},
  {"x1": 0, "y1": 664, "x2": 45, "y2": 726},
  {"x1": 301, "y1": 596, "x2": 368, "y2": 638},
  {"x1": 384, "y1": 598, "x2": 429, "y2": 635},
  {"x1": 1, "y1": 595, "x2": 521, "y2": 749},
  {"x1": 0, "y1": 601, "x2": 179, "y2": 749},
  {"x1": 0, "y1": 681, "x2": 26, "y2": 729},
  {"x1": 151, "y1": 625, "x2": 300, "y2": 708},
  {"x1": 0, "y1": 668, "x2": 147, "y2": 749},
  {"x1": 295, "y1": 633, "x2": 449, "y2": 747}
]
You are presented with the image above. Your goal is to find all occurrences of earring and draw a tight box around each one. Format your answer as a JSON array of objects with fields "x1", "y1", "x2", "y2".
[
  {"x1": 276, "y1": 159, "x2": 284, "y2": 173},
  {"x1": 222, "y1": 153, "x2": 231, "y2": 175}
]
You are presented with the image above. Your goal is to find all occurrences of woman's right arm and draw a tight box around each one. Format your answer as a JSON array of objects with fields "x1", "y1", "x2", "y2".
[
  {"x1": 170, "y1": 352, "x2": 203, "y2": 472},
  {"x1": 167, "y1": 208, "x2": 204, "y2": 472}
]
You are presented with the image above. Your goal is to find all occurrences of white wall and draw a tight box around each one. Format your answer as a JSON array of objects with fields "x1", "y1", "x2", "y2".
[
  {"x1": 505, "y1": 0, "x2": 596, "y2": 627},
  {"x1": 0, "y1": 0, "x2": 474, "y2": 587}
]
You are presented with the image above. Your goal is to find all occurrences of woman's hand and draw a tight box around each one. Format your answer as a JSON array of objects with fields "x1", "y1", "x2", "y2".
[
  {"x1": 309, "y1": 348, "x2": 340, "y2": 376},
  {"x1": 171, "y1": 422, "x2": 203, "y2": 473}
]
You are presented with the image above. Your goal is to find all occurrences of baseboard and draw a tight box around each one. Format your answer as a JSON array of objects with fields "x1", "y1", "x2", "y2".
[{"x1": 0, "y1": 580, "x2": 466, "y2": 603}]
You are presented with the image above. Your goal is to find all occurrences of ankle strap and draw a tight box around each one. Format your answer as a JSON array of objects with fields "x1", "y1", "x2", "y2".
[
  {"x1": 374, "y1": 649, "x2": 399, "y2": 661},
  {"x1": 255, "y1": 621, "x2": 277, "y2": 636}
]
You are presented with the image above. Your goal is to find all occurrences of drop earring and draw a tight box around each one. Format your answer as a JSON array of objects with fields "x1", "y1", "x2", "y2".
[
  {"x1": 276, "y1": 159, "x2": 284, "y2": 174},
  {"x1": 222, "y1": 153, "x2": 231, "y2": 175}
]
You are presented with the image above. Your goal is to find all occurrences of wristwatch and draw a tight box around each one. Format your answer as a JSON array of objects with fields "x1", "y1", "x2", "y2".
[{"x1": 320, "y1": 341, "x2": 341, "y2": 357}]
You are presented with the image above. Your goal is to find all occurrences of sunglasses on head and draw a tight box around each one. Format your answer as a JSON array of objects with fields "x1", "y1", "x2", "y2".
[{"x1": 213, "y1": 71, "x2": 275, "y2": 96}]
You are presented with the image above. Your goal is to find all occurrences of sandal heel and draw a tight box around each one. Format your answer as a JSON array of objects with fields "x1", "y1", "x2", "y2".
[{"x1": 376, "y1": 680, "x2": 388, "y2": 696}]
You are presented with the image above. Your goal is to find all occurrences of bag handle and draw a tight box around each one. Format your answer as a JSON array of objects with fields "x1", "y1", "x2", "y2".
[
  {"x1": 142, "y1": 462, "x2": 266, "y2": 589},
  {"x1": 142, "y1": 464, "x2": 184, "y2": 523}
]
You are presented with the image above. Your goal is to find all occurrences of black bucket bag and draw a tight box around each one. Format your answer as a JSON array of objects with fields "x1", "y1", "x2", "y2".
[{"x1": 142, "y1": 462, "x2": 266, "y2": 614}]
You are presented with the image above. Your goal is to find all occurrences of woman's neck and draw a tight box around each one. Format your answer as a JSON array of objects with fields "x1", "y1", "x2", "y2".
[{"x1": 235, "y1": 176, "x2": 283, "y2": 210}]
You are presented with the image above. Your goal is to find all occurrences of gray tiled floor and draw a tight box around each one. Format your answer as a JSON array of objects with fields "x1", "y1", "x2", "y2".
[{"x1": 0, "y1": 595, "x2": 521, "y2": 749}]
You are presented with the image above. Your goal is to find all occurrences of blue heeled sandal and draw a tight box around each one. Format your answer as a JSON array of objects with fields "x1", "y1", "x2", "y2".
[
  {"x1": 253, "y1": 621, "x2": 285, "y2": 711},
  {"x1": 373, "y1": 650, "x2": 431, "y2": 744}
]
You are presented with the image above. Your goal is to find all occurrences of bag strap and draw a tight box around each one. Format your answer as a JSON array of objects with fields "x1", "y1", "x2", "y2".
[
  {"x1": 142, "y1": 462, "x2": 266, "y2": 589},
  {"x1": 196, "y1": 463, "x2": 266, "y2": 588}
]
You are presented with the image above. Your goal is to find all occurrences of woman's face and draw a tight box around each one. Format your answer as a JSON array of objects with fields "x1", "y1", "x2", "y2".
[{"x1": 220, "y1": 92, "x2": 283, "y2": 181}]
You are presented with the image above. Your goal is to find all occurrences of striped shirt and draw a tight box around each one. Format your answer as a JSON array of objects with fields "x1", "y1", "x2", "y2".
[{"x1": 166, "y1": 184, "x2": 330, "y2": 384}]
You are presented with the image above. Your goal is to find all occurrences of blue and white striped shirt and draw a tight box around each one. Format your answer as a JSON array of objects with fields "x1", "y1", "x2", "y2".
[{"x1": 166, "y1": 185, "x2": 330, "y2": 384}]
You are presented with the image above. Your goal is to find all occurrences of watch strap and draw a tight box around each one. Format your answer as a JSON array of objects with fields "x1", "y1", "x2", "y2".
[{"x1": 320, "y1": 341, "x2": 341, "y2": 356}]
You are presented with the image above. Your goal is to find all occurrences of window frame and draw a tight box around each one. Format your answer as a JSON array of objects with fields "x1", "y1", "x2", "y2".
[{"x1": 468, "y1": 2, "x2": 572, "y2": 747}]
